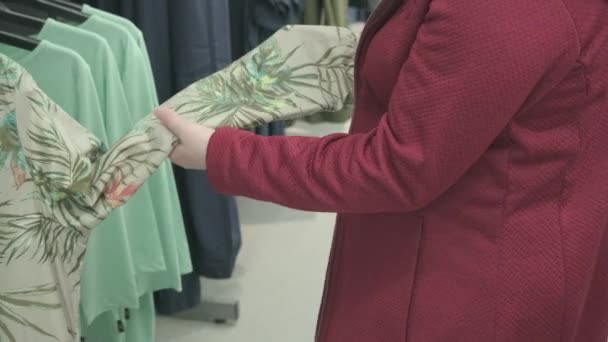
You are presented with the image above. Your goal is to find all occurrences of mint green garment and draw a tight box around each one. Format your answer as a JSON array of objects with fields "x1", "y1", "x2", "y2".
[
  {"x1": 76, "y1": 13, "x2": 191, "y2": 342},
  {"x1": 79, "y1": 306, "x2": 125, "y2": 342},
  {"x1": 79, "y1": 14, "x2": 192, "y2": 291},
  {"x1": 81, "y1": 4, "x2": 158, "y2": 102},
  {"x1": 80, "y1": 293, "x2": 154, "y2": 342},
  {"x1": 124, "y1": 294, "x2": 155, "y2": 342},
  {"x1": 79, "y1": 15, "x2": 155, "y2": 116},
  {"x1": 35, "y1": 19, "x2": 169, "y2": 324},
  {"x1": 0, "y1": 40, "x2": 142, "y2": 321}
]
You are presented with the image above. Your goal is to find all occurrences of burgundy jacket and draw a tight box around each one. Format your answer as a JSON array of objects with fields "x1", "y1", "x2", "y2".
[{"x1": 207, "y1": 0, "x2": 608, "y2": 341}]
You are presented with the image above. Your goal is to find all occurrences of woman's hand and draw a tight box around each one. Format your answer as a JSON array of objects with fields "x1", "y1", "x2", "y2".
[{"x1": 155, "y1": 107, "x2": 215, "y2": 170}]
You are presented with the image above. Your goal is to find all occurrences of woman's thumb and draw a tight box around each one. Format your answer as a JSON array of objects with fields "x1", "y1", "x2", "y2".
[{"x1": 155, "y1": 107, "x2": 188, "y2": 137}]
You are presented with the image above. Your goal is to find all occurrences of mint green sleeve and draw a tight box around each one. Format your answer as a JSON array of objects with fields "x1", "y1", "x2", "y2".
[{"x1": 81, "y1": 4, "x2": 158, "y2": 101}]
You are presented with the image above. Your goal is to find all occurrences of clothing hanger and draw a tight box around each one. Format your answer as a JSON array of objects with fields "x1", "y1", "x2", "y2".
[
  {"x1": 3, "y1": 0, "x2": 89, "y2": 23},
  {"x1": 0, "y1": 3, "x2": 45, "y2": 38},
  {"x1": 47, "y1": 0, "x2": 82, "y2": 11},
  {"x1": 0, "y1": 30, "x2": 39, "y2": 50}
]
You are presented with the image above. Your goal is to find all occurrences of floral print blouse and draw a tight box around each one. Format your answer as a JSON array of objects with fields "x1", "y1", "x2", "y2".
[{"x1": 0, "y1": 25, "x2": 356, "y2": 341}]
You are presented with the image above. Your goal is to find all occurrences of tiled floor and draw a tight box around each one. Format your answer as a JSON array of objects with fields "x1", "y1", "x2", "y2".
[{"x1": 156, "y1": 120, "x2": 349, "y2": 342}]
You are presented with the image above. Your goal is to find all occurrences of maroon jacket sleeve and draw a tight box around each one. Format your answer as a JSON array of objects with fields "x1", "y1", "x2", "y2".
[{"x1": 206, "y1": 0, "x2": 578, "y2": 214}]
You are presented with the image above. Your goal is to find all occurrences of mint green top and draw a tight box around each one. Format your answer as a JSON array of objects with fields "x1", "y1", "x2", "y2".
[
  {"x1": 38, "y1": 18, "x2": 133, "y2": 136},
  {"x1": 80, "y1": 293, "x2": 154, "y2": 342},
  {"x1": 0, "y1": 41, "x2": 143, "y2": 321},
  {"x1": 82, "y1": 4, "x2": 158, "y2": 102},
  {"x1": 35, "y1": 20, "x2": 169, "y2": 324},
  {"x1": 76, "y1": 13, "x2": 189, "y2": 342},
  {"x1": 79, "y1": 14, "x2": 192, "y2": 292}
]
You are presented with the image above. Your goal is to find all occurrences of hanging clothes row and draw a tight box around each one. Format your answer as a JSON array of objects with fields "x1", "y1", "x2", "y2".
[
  {"x1": 0, "y1": 2, "x2": 191, "y2": 341},
  {"x1": 0, "y1": 24, "x2": 357, "y2": 341},
  {"x1": 75, "y1": 0, "x2": 245, "y2": 315}
]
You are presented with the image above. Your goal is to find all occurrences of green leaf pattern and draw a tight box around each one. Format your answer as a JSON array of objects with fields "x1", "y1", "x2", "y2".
[
  {"x1": 0, "y1": 25, "x2": 356, "y2": 341},
  {"x1": 0, "y1": 284, "x2": 63, "y2": 342}
]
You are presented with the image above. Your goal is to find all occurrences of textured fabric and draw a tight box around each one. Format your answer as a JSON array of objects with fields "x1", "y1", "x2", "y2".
[
  {"x1": 206, "y1": 1, "x2": 608, "y2": 341},
  {"x1": 0, "y1": 25, "x2": 355, "y2": 341}
]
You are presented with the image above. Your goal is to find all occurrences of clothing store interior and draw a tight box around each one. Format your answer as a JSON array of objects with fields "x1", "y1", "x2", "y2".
[{"x1": 0, "y1": 1, "x2": 377, "y2": 341}]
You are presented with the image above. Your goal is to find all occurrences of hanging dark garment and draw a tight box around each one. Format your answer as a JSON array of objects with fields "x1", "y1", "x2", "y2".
[
  {"x1": 229, "y1": 0, "x2": 304, "y2": 136},
  {"x1": 156, "y1": 1, "x2": 240, "y2": 315},
  {"x1": 368, "y1": 0, "x2": 382, "y2": 11},
  {"x1": 347, "y1": 0, "x2": 371, "y2": 21},
  {"x1": 78, "y1": 0, "x2": 242, "y2": 314}
]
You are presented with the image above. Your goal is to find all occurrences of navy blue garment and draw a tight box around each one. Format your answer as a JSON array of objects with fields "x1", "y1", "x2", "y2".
[
  {"x1": 154, "y1": 273, "x2": 201, "y2": 315},
  {"x1": 79, "y1": 0, "x2": 242, "y2": 315},
  {"x1": 173, "y1": 170, "x2": 241, "y2": 280},
  {"x1": 229, "y1": 0, "x2": 303, "y2": 137},
  {"x1": 247, "y1": 0, "x2": 303, "y2": 52}
]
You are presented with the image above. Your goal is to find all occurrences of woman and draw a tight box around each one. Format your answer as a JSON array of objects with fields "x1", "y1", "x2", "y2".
[{"x1": 156, "y1": 0, "x2": 608, "y2": 340}]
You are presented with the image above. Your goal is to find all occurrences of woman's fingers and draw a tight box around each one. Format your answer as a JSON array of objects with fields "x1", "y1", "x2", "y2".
[
  {"x1": 155, "y1": 107, "x2": 190, "y2": 139},
  {"x1": 155, "y1": 106, "x2": 214, "y2": 170}
]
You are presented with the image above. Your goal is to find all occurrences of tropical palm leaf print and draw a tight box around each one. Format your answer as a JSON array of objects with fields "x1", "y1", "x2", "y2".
[
  {"x1": 168, "y1": 27, "x2": 356, "y2": 129},
  {"x1": 25, "y1": 89, "x2": 96, "y2": 203},
  {"x1": 0, "y1": 284, "x2": 62, "y2": 342},
  {"x1": 0, "y1": 209, "x2": 84, "y2": 265}
]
